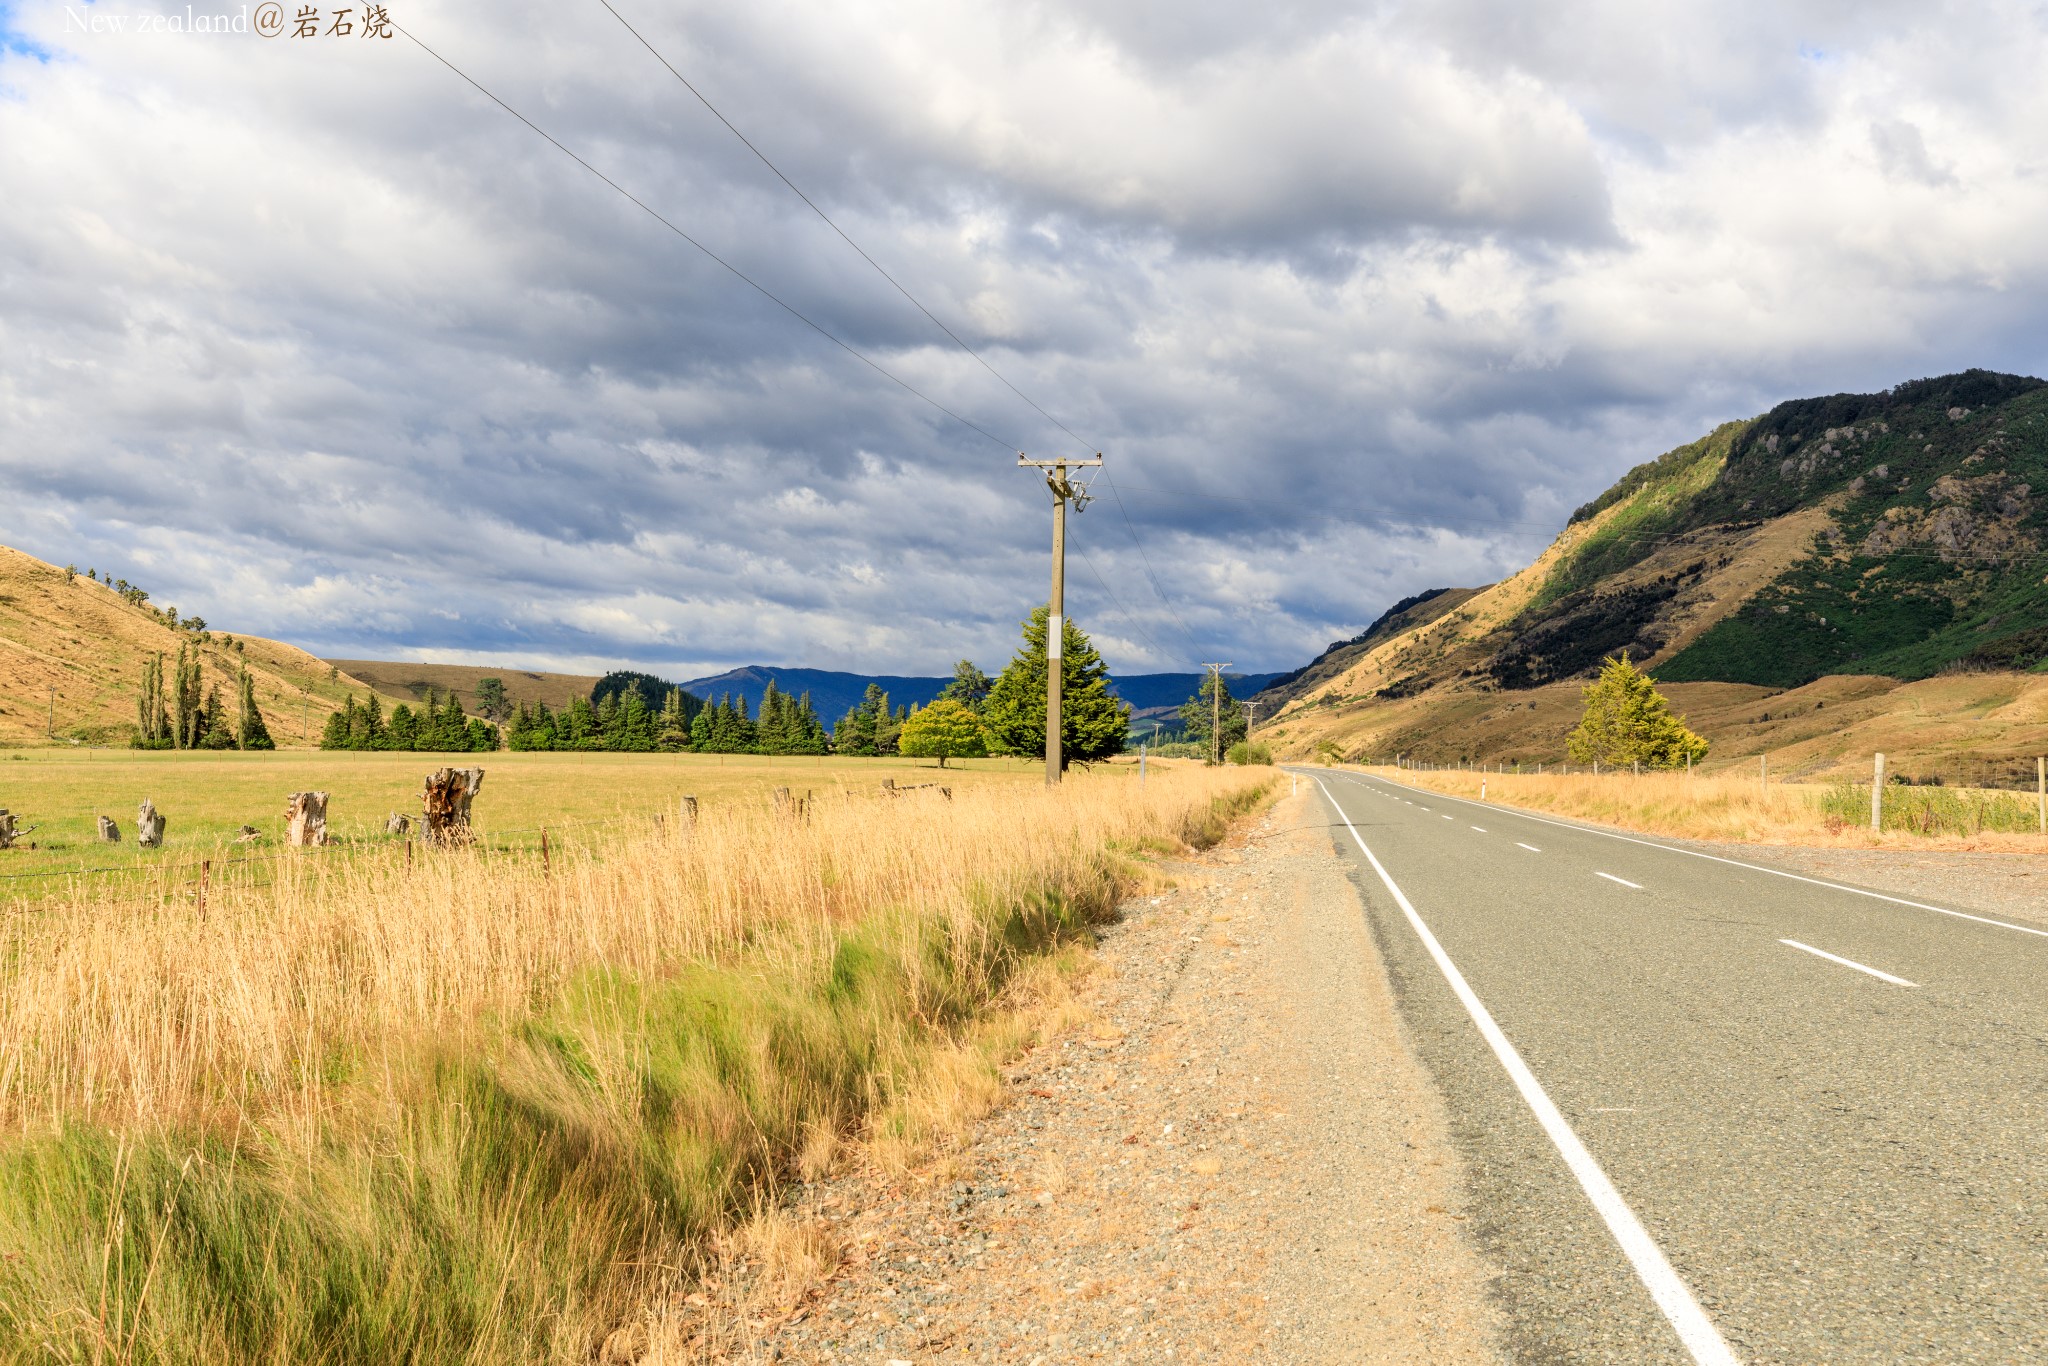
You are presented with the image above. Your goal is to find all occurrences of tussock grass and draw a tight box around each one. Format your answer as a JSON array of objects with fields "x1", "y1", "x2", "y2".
[
  {"x1": 1369, "y1": 766, "x2": 2047, "y2": 850},
  {"x1": 0, "y1": 767, "x2": 1267, "y2": 1363}
]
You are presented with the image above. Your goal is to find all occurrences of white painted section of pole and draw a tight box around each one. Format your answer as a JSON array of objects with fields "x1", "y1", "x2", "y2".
[{"x1": 1871, "y1": 753, "x2": 1884, "y2": 833}]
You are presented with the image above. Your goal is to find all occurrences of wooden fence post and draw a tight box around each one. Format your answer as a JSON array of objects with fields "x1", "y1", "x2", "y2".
[
  {"x1": 96, "y1": 815, "x2": 121, "y2": 843},
  {"x1": 198, "y1": 859, "x2": 210, "y2": 919},
  {"x1": 1871, "y1": 753, "x2": 1885, "y2": 833},
  {"x1": 680, "y1": 796, "x2": 698, "y2": 825},
  {"x1": 540, "y1": 827, "x2": 550, "y2": 877},
  {"x1": 2037, "y1": 756, "x2": 2045, "y2": 835}
]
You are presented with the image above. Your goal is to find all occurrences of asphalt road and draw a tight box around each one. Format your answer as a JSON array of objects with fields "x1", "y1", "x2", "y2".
[{"x1": 1301, "y1": 767, "x2": 2048, "y2": 1365}]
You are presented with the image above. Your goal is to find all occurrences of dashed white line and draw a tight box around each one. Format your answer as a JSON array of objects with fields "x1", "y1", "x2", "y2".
[
  {"x1": 1779, "y1": 939, "x2": 1917, "y2": 987},
  {"x1": 1595, "y1": 872, "x2": 1643, "y2": 889},
  {"x1": 1343, "y1": 771, "x2": 2048, "y2": 943},
  {"x1": 1516, "y1": 842, "x2": 1542, "y2": 853},
  {"x1": 1311, "y1": 777, "x2": 1739, "y2": 1366},
  {"x1": 1471, "y1": 826, "x2": 1489, "y2": 833},
  {"x1": 1442, "y1": 814, "x2": 1454, "y2": 821}
]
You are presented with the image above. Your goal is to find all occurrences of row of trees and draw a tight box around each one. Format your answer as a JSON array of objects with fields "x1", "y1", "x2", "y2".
[
  {"x1": 133, "y1": 644, "x2": 273, "y2": 750},
  {"x1": 321, "y1": 690, "x2": 499, "y2": 752}
]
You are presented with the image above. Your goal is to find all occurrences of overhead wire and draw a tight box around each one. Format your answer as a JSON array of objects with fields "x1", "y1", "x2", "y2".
[
  {"x1": 590, "y1": 1, "x2": 1208, "y2": 658},
  {"x1": 390, "y1": 20, "x2": 1020, "y2": 456}
]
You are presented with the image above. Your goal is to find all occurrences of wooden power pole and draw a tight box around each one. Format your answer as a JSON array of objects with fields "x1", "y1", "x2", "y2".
[
  {"x1": 1019, "y1": 452, "x2": 1101, "y2": 786},
  {"x1": 1202, "y1": 662, "x2": 1233, "y2": 765}
]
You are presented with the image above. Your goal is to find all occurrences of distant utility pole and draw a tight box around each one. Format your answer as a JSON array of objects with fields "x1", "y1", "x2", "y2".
[
  {"x1": 1202, "y1": 662, "x2": 1233, "y2": 766},
  {"x1": 1019, "y1": 451, "x2": 1101, "y2": 786},
  {"x1": 46, "y1": 685, "x2": 54, "y2": 739}
]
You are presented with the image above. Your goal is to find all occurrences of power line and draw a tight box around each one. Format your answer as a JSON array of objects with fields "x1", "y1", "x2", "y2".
[
  {"x1": 593, "y1": 0, "x2": 1098, "y2": 457},
  {"x1": 391, "y1": 20, "x2": 1020, "y2": 455},
  {"x1": 589, "y1": 3, "x2": 1210, "y2": 651}
]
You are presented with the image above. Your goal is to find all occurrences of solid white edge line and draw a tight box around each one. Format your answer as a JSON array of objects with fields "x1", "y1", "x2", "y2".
[
  {"x1": 1334, "y1": 770, "x2": 2048, "y2": 942},
  {"x1": 1779, "y1": 938, "x2": 1917, "y2": 988},
  {"x1": 1311, "y1": 777, "x2": 1741, "y2": 1366},
  {"x1": 1596, "y1": 871, "x2": 1644, "y2": 889}
]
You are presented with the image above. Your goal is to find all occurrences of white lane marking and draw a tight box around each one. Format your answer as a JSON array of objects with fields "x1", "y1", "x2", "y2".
[
  {"x1": 1344, "y1": 773, "x2": 2048, "y2": 943},
  {"x1": 1779, "y1": 939, "x2": 1917, "y2": 988},
  {"x1": 1442, "y1": 814, "x2": 1454, "y2": 821},
  {"x1": 1516, "y1": 842, "x2": 1543, "y2": 853},
  {"x1": 1471, "y1": 826, "x2": 1489, "y2": 833},
  {"x1": 1596, "y1": 872, "x2": 1643, "y2": 889},
  {"x1": 1312, "y1": 778, "x2": 1739, "y2": 1366}
]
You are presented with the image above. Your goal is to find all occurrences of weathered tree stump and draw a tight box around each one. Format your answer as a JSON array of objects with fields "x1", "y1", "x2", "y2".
[
  {"x1": 235, "y1": 825, "x2": 261, "y2": 843},
  {"x1": 97, "y1": 816, "x2": 121, "y2": 844},
  {"x1": 285, "y1": 792, "x2": 330, "y2": 847},
  {"x1": 136, "y1": 800, "x2": 165, "y2": 849},
  {"x1": 0, "y1": 811, "x2": 33, "y2": 850},
  {"x1": 420, "y1": 767, "x2": 484, "y2": 845},
  {"x1": 385, "y1": 812, "x2": 411, "y2": 837}
]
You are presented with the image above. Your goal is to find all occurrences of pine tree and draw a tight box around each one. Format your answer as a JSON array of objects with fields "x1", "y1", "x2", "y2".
[
  {"x1": 833, "y1": 683, "x2": 889, "y2": 756},
  {"x1": 236, "y1": 664, "x2": 275, "y2": 750},
  {"x1": 981, "y1": 605, "x2": 1130, "y2": 768},
  {"x1": 688, "y1": 708, "x2": 712, "y2": 751},
  {"x1": 1178, "y1": 673, "x2": 1247, "y2": 762},
  {"x1": 320, "y1": 703, "x2": 351, "y2": 750},
  {"x1": 657, "y1": 688, "x2": 693, "y2": 751},
  {"x1": 385, "y1": 703, "x2": 420, "y2": 751},
  {"x1": 199, "y1": 684, "x2": 236, "y2": 749},
  {"x1": 1567, "y1": 653, "x2": 1709, "y2": 770},
  {"x1": 938, "y1": 660, "x2": 992, "y2": 711}
]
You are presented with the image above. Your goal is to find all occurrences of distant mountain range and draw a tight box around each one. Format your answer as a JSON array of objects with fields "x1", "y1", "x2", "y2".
[{"x1": 682, "y1": 665, "x2": 1285, "y2": 726}]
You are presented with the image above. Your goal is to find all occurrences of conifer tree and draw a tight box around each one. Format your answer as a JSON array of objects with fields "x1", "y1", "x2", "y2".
[
  {"x1": 385, "y1": 703, "x2": 420, "y2": 751},
  {"x1": 657, "y1": 688, "x2": 693, "y2": 750},
  {"x1": 236, "y1": 664, "x2": 275, "y2": 750},
  {"x1": 938, "y1": 660, "x2": 992, "y2": 711},
  {"x1": 1567, "y1": 653, "x2": 1709, "y2": 770},
  {"x1": 320, "y1": 703, "x2": 351, "y2": 750},
  {"x1": 688, "y1": 708, "x2": 712, "y2": 751},
  {"x1": 982, "y1": 605, "x2": 1130, "y2": 768},
  {"x1": 1178, "y1": 673, "x2": 1247, "y2": 762}
]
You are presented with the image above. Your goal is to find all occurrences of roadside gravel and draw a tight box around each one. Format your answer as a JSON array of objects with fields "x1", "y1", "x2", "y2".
[{"x1": 714, "y1": 787, "x2": 1507, "y2": 1364}]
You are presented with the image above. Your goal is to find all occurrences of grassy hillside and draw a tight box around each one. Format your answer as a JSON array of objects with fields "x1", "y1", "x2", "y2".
[
  {"x1": 0, "y1": 545, "x2": 366, "y2": 748},
  {"x1": 1260, "y1": 369, "x2": 2048, "y2": 773},
  {"x1": 328, "y1": 659, "x2": 600, "y2": 712}
]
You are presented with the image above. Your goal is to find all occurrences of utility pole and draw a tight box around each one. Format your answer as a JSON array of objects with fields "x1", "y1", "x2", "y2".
[
  {"x1": 46, "y1": 685, "x2": 54, "y2": 740},
  {"x1": 1019, "y1": 451, "x2": 1100, "y2": 786},
  {"x1": 1201, "y1": 662, "x2": 1233, "y2": 765}
]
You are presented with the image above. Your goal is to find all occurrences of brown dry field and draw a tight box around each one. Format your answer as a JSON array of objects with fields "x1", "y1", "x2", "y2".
[
  {"x1": 1268, "y1": 671, "x2": 2048, "y2": 785},
  {"x1": 328, "y1": 658, "x2": 601, "y2": 711}
]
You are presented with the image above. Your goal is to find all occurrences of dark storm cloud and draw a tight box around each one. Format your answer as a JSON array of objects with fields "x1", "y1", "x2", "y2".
[{"x1": 4, "y1": 0, "x2": 2048, "y2": 677}]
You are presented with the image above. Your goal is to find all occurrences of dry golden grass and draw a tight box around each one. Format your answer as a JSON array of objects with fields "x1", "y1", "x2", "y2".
[
  {"x1": 0, "y1": 543, "x2": 365, "y2": 748},
  {"x1": 0, "y1": 761, "x2": 1267, "y2": 1363},
  {"x1": 1369, "y1": 764, "x2": 2048, "y2": 851}
]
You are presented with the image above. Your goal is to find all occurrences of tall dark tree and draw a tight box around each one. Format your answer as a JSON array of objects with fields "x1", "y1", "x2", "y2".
[
  {"x1": 136, "y1": 652, "x2": 170, "y2": 748},
  {"x1": 981, "y1": 606, "x2": 1129, "y2": 768},
  {"x1": 938, "y1": 659, "x2": 992, "y2": 711},
  {"x1": 1178, "y1": 673, "x2": 1247, "y2": 762},
  {"x1": 472, "y1": 676, "x2": 508, "y2": 722},
  {"x1": 237, "y1": 664, "x2": 275, "y2": 750}
]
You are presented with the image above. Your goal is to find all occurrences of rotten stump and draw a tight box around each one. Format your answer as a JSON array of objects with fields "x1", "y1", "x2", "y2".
[
  {"x1": 137, "y1": 800, "x2": 166, "y2": 849},
  {"x1": 97, "y1": 816, "x2": 121, "y2": 844},
  {"x1": 0, "y1": 811, "x2": 32, "y2": 850},
  {"x1": 421, "y1": 767, "x2": 484, "y2": 845},
  {"x1": 285, "y1": 791, "x2": 330, "y2": 847}
]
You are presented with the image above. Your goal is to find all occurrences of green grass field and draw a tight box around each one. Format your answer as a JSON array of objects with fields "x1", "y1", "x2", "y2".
[{"x1": 0, "y1": 750, "x2": 1113, "y2": 894}]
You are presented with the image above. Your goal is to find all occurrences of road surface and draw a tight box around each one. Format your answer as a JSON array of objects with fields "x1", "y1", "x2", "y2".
[{"x1": 1303, "y1": 767, "x2": 2048, "y2": 1365}]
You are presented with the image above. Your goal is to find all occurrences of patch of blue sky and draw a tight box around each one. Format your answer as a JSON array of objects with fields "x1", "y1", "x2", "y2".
[{"x1": 0, "y1": 1, "x2": 58, "y2": 62}]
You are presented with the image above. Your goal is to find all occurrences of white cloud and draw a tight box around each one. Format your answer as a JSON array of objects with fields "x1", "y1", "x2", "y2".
[{"x1": 2, "y1": 0, "x2": 2047, "y2": 678}]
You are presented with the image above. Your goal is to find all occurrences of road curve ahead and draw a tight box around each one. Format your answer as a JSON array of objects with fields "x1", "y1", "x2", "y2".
[{"x1": 1301, "y1": 768, "x2": 2048, "y2": 1365}]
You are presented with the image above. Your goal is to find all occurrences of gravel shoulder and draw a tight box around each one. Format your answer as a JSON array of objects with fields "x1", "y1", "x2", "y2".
[{"x1": 724, "y1": 787, "x2": 1507, "y2": 1364}]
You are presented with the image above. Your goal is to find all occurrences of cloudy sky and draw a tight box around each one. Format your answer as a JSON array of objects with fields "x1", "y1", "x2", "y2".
[{"x1": 4, "y1": 0, "x2": 2046, "y2": 678}]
